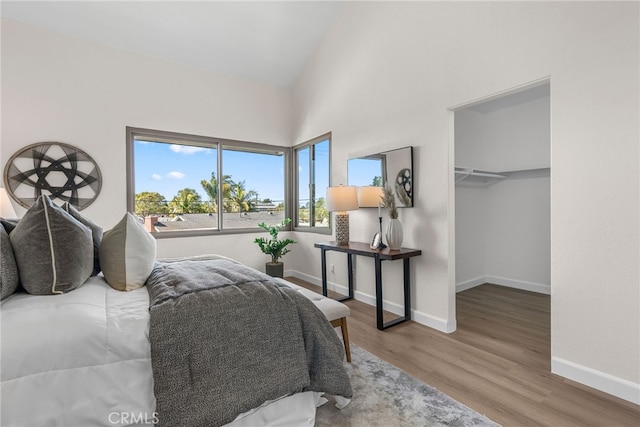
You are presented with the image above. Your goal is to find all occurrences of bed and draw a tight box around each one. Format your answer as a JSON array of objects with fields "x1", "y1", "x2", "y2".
[
  {"x1": 1, "y1": 272, "x2": 346, "y2": 427},
  {"x1": 0, "y1": 198, "x2": 352, "y2": 427}
]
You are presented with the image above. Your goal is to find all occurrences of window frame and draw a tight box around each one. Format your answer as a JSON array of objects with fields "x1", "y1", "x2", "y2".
[
  {"x1": 292, "y1": 132, "x2": 332, "y2": 235},
  {"x1": 126, "y1": 126, "x2": 292, "y2": 239}
]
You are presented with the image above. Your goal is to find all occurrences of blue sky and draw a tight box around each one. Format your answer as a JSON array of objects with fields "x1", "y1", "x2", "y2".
[
  {"x1": 134, "y1": 138, "x2": 374, "y2": 205},
  {"x1": 347, "y1": 158, "x2": 382, "y2": 186},
  {"x1": 135, "y1": 141, "x2": 286, "y2": 203}
]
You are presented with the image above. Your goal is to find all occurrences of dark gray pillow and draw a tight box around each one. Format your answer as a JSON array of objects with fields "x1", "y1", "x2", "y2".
[
  {"x1": 63, "y1": 202, "x2": 103, "y2": 276},
  {"x1": 10, "y1": 195, "x2": 93, "y2": 295},
  {"x1": 0, "y1": 223, "x2": 19, "y2": 300},
  {"x1": 0, "y1": 218, "x2": 19, "y2": 233}
]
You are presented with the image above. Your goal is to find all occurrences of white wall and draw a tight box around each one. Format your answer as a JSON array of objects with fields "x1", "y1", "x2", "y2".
[
  {"x1": 291, "y1": 1, "x2": 639, "y2": 403},
  {"x1": 484, "y1": 176, "x2": 550, "y2": 290},
  {"x1": 454, "y1": 183, "x2": 489, "y2": 286},
  {"x1": 455, "y1": 93, "x2": 551, "y2": 293},
  {"x1": 455, "y1": 94, "x2": 551, "y2": 171},
  {"x1": 1, "y1": 19, "x2": 293, "y2": 271}
]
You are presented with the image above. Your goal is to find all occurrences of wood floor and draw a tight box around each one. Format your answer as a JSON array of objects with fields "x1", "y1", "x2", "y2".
[{"x1": 286, "y1": 278, "x2": 640, "y2": 426}]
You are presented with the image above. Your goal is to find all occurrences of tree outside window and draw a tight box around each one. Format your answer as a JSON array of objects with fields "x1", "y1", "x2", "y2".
[{"x1": 127, "y1": 127, "x2": 289, "y2": 236}]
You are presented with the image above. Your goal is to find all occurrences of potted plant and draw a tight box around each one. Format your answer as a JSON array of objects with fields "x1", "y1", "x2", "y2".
[{"x1": 254, "y1": 218, "x2": 296, "y2": 277}]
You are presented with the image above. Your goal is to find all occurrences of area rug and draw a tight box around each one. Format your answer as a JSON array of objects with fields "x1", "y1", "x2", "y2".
[{"x1": 315, "y1": 344, "x2": 499, "y2": 427}]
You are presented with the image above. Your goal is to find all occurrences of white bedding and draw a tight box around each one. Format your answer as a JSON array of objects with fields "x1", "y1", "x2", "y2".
[{"x1": 0, "y1": 276, "x2": 318, "y2": 427}]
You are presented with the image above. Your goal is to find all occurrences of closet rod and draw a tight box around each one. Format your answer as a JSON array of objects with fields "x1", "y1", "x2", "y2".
[{"x1": 455, "y1": 167, "x2": 507, "y2": 183}]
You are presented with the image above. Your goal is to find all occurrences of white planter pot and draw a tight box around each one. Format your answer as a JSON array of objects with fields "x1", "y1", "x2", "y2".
[{"x1": 385, "y1": 218, "x2": 403, "y2": 250}]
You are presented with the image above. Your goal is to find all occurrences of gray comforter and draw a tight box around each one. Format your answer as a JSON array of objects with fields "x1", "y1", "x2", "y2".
[{"x1": 146, "y1": 258, "x2": 352, "y2": 426}]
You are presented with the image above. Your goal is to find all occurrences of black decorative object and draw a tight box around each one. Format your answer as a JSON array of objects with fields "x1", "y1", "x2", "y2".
[
  {"x1": 395, "y1": 168, "x2": 412, "y2": 206},
  {"x1": 3, "y1": 142, "x2": 102, "y2": 210},
  {"x1": 370, "y1": 217, "x2": 386, "y2": 250}
]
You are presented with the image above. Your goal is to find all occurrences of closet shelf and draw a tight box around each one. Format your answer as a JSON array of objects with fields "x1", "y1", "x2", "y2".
[
  {"x1": 455, "y1": 166, "x2": 550, "y2": 183},
  {"x1": 455, "y1": 167, "x2": 506, "y2": 183}
]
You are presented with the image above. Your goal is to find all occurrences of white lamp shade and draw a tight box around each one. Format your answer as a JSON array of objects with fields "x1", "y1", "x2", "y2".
[
  {"x1": 326, "y1": 186, "x2": 358, "y2": 212},
  {"x1": 357, "y1": 186, "x2": 383, "y2": 208},
  {"x1": 0, "y1": 188, "x2": 18, "y2": 218}
]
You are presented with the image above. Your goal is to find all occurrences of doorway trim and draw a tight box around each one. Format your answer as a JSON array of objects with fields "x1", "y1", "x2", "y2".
[{"x1": 446, "y1": 76, "x2": 551, "y2": 332}]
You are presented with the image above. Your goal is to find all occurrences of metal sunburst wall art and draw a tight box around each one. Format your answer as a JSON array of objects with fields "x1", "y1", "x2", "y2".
[{"x1": 3, "y1": 142, "x2": 102, "y2": 210}]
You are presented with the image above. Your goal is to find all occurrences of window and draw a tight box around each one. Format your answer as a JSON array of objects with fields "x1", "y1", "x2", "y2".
[
  {"x1": 294, "y1": 133, "x2": 330, "y2": 232},
  {"x1": 127, "y1": 127, "x2": 288, "y2": 237}
]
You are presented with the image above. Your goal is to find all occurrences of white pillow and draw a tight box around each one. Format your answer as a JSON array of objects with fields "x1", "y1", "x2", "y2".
[{"x1": 100, "y1": 212, "x2": 156, "y2": 291}]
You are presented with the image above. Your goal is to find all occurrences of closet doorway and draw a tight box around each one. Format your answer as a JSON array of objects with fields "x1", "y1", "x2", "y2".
[{"x1": 451, "y1": 81, "x2": 551, "y2": 339}]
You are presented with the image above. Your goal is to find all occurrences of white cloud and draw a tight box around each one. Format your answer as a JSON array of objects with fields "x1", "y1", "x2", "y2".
[
  {"x1": 151, "y1": 174, "x2": 162, "y2": 181},
  {"x1": 167, "y1": 171, "x2": 186, "y2": 179},
  {"x1": 169, "y1": 144, "x2": 207, "y2": 154}
]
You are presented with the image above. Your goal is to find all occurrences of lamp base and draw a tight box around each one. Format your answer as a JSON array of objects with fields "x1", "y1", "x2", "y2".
[{"x1": 335, "y1": 212, "x2": 350, "y2": 245}]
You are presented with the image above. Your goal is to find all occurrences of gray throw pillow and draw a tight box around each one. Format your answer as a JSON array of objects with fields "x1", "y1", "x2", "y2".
[
  {"x1": 10, "y1": 195, "x2": 93, "y2": 295},
  {"x1": 100, "y1": 212, "x2": 156, "y2": 291},
  {"x1": 0, "y1": 223, "x2": 19, "y2": 300},
  {"x1": 63, "y1": 202, "x2": 103, "y2": 276},
  {"x1": 0, "y1": 218, "x2": 19, "y2": 233}
]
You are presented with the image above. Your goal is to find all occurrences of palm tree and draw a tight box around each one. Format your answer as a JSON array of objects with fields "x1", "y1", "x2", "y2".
[
  {"x1": 168, "y1": 188, "x2": 207, "y2": 215},
  {"x1": 200, "y1": 172, "x2": 233, "y2": 212},
  {"x1": 227, "y1": 180, "x2": 258, "y2": 216}
]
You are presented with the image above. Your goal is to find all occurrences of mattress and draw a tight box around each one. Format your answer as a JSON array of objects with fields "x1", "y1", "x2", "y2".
[{"x1": 0, "y1": 276, "x2": 318, "y2": 426}]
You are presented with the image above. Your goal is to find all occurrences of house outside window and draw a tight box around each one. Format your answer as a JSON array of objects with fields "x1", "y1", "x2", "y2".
[
  {"x1": 294, "y1": 133, "x2": 331, "y2": 233},
  {"x1": 127, "y1": 127, "x2": 288, "y2": 237}
]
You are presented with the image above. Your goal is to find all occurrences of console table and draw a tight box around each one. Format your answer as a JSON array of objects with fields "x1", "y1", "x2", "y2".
[{"x1": 314, "y1": 241, "x2": 422, "y2": 330}]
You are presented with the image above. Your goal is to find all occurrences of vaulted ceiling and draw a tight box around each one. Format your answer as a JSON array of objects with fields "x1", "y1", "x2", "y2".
[{"x1": 1, "y1": 1, "x2": 342, "y2": 88}]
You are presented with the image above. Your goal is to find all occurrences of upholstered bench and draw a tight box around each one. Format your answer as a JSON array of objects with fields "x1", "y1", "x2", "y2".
[{"x1": 274, "y1": 278, "x2": 351, "y2": 362}]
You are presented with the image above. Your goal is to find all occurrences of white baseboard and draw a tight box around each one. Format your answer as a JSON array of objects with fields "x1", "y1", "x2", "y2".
[
  {"x1": 285, "y1": 269, "x2": 344, "y2": 293},
  {"x1": 456, "y1": 275, "x2": 550, "y2": 295},
  {"x1": 455, "y1": 277, "x2": 487, "y2": 293},
  {"x1": 286, "y1": 270, "x2": 454, "y2": 333},
  {"x1": 415, "y1": 310, "x2": 456, "y2": 333},
  {"x1": 552, "y1": 357, "x2": 640, "y2": 405},
  {"x1": 488, "y1": 276, "x2": 551, "y2": 295}
]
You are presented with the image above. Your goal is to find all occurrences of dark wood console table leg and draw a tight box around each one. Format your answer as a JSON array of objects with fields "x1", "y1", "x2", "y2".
[
  {"x1": 320, "y1": 247, "x2": 354, "y2": 302},
  {"x1": 377, "y1": 257, "x2": 413, "y2": 330},
  {"x1": 374, "y1": 255, "x2": 384, "y2": 330},
  {"x1": 320, "y1": 248, "x2": 328, "y2": 297},
  {"x1": 334, "y1": 253, "x2": 354, "y2": 302},
  {"x1": 346, "y1": 253, "x2": 354, "y2": 300},
  {"x1": 403, "y1": 258, "x2": 411, "y2": 320}
]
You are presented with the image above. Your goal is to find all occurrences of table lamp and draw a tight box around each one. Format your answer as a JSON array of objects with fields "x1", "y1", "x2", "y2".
[{"x1": 326, "y1": 185, "x2": 358, "y2": 245}]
